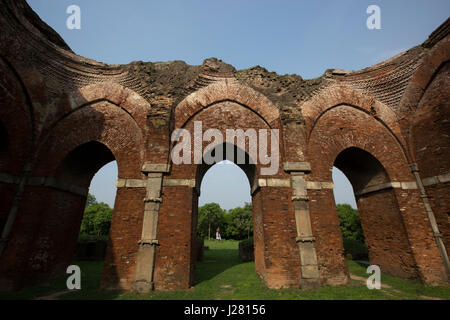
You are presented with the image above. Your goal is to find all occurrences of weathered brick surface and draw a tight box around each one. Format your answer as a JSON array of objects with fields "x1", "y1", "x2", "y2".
[
  {"x1": 251, "y1": 190, "x2": 267, "y2": 281},
  {"x1": 257, "y1": 187, "x2": 300, "y2": 288},
  {"x1": 409, "y1": 56, "x2": 450, "y2": 272},
  {"x1": 0, "y1": 2, "x2": 448, "y2": 292},
  {"x1": 308, "y1": 189, "x2": 349, "y2": 285},
  {"x1": 151, "y1": 97, "x2": 296, "y2": 290},
  {"x1": 393, "y1": 188, "x2": 447, "y2": 284},
  {"x1": 101, "y1": 188, "x2": 145, "y2": 290},
  {"x1": 426, "y1": 184, "x2": 450, "y2": 258},
  {"x1": 412, "y1": 62, "x2": 449, "y2": 178},
  {"x1": 154, "y1": 186, "x2": 195, "y2": 290},
  {"x1": 356, "y1": 190, "x2": 418, "y2": 279},
  {"x1": 0, "y1": 186, "x2": 85, "y2": 290},
  {"x1": 305, "y1": 96, "x2": 447, "y2": 283}
]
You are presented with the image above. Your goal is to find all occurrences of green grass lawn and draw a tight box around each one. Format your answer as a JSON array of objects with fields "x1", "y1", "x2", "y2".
[{"x1": 1, "y1": 239, "x2": 449, "y2": 300}]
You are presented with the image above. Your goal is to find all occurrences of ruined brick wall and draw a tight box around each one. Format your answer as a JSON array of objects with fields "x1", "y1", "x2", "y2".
[
  {"x1": 304, "y1": 100, "x2": 421, "y2": 281},
  {"x1": 0, "y1": 0, "x2": 448, "y2": 292},
  {"x1": 411, "y1": 60, "x2": 450, "y2": 258}
]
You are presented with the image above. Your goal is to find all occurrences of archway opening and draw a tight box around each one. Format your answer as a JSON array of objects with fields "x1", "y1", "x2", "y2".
[
  {"x1": 37, "y1": 141, "x2": 118, "y2": 287},
  {"x1": 55, "y1": 141, "x2": 115, "y2": 187},
  {"x1": 193, "y1": 143, "x2": 260, "y2": 287},
  {"x1": 333, "y1": 147, "x2": 419, "y2": 279},
  {"x1": 332, "y1": 166, "x2": 368, "y2": 267},
  {"x1": 334, "y1": 147, "x2": 388, "y2": 191},
  {"x1": 74, "y1": 160, "x2": 118, "y2": 274}
]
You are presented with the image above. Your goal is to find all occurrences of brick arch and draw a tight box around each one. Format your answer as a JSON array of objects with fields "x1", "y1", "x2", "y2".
[
  {"x1": 399, "y1": 40, "x2": 450, "y2": 117},
  {"x1": 26, "y1": 140, "x2": 118, "y2": 278},
  {"x1": 334, "y1": 146, "x2": 391, "y2": 192},
  {"x1": 192, "y1": 144, "x2": 261, "y2": 282},
  {"x1": 307, "y1": 104, "x2": 411, "y2": 181},
  {"x1": 194, "y1": 142, "x2": 258, "y2": 193},
  {"x1": 10, "y1": 101, "x2": 146, "y2": 288},
  {"x1": 34, "y1": 100, "x2": 144, "y2": 179},
  {"x1": 409, "y1": 61, "x2": 450, "y2": 176},
  {"x1": 170, "y1": 99, "x2": 283, "y2": 178},
  {"x1": 305, "y1": 106, "x2": 423, "y2": 282},
  {"x1": 155, "y1": 99, "x2": 295, "y2": 290},
  {"x1": 333, "y1": 146, "x2": 420, "y2": 279},
  {"x1": 174, "y1": 79, "x2": 281, "y2": 129},
  {"x1": 69, "y1": 82, "x2": 151, "y2": 130},
  {"x1": 409, "y1": 60, "x2": 450, "y2": 260},
  {"x1": 402, "y1": 40, "x2": 450, "y2": 162},
  {"x1": 171, "y1": 82, "x2": 284, "y2": 176},
  {"x1": 302, "y1": 84, "x2": 409, "y2": 164}
]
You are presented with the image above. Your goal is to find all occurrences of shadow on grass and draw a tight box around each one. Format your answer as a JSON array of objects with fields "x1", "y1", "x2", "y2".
[
  {"x1": 2, "y1": 241, "x2": 246, "y2": 300},
  {"x1": 0, "y1": 260, "x2": 122, "y2": 300},
  {"x1": 60, "y1": 260, "x2": 122, "y2": 300},
  {"x1": 194, "y1": 245, "x2": 244, "y2": 286}
]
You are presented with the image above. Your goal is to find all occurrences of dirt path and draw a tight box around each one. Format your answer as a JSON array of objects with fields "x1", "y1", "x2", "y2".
[{"x1": 350, "y1": 274, "x2": 442, "y2": 300}]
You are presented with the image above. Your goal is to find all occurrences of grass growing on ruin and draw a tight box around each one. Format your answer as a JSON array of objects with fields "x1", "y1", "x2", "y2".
[{"x1": 1, "y1": 239, "x2": 449, "y2": 300}]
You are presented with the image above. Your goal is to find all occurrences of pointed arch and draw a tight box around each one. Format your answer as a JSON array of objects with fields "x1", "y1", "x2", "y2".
[
  {"x1": 174, "y1": 79, "x2": 281, "y2": 129},
  {"x1": 302, "y1": 84, "x2": 408, "y2": 162},
  {"x1": 69, "y1": 82, "x2": 152, "y2": 130}
]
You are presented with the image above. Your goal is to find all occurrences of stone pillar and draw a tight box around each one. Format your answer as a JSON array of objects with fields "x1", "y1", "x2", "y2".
[
  {"x1": 284, "y1": 162, "x2": 320, "y2": 289},
  {"x1": 131, "y1": 163, "x2": 170, "y2": 294}
]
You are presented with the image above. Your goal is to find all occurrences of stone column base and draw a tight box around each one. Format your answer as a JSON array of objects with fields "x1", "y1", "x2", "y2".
[
  {"x1": 131, "y1": 279, "x2": 154, "y2": 294},
  {"x1": 299, "y1": 278, "x2": 321, "y2": 290}
]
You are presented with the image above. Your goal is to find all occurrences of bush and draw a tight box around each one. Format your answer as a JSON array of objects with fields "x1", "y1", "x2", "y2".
[
  {"x1": 337, "y1": 204, "x2": 365, "y2": 243},
  {"x1": 78, "y1": 233, "x2": 109, "y2": 242},
  {"x1": 343, "y1": 239, "x2": 368, "y2": 261},
  {"x1": 238, "y1": 237, "x2": 254, "y2": 262},
  {"x1": 80, "y1": 202, "x2": 113, "y2": 237},
  {"x1": 74, "y1": 240, "x2": 108, "y2": 261},
  {"x1": 79, "y1": 193, "x2": 113, "y2": 239}
]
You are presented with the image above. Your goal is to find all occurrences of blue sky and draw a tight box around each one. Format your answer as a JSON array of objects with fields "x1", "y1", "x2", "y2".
[{"x1": 27, "y1": 0, "x2": 449, "y2": 209}]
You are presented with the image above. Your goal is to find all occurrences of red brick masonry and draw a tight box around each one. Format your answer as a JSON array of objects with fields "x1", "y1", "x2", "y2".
[{"x1": 0, "y1": 1, "x2": 448, "y2": 291}]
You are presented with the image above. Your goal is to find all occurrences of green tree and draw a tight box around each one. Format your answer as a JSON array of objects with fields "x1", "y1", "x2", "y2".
[
  {"x1": 198, "y1": 203, "x2": 224, "y2": 240},
  {"x1": 85, "y1": 193, "x2": 97, "y2": 209},
  {"x1": 80, "y1": 193, "x2": 113, "y2": 238},
  {"x1": 336, "y1": 204, "x2": 365, "y2": 243},
  {"x1": 223, "y1": 203, "x2": 253, "y2": 240}
]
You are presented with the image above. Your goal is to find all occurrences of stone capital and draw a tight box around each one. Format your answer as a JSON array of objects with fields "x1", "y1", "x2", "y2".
[
  {"x1": 142, "y1": 163, "x2": 171, "y2": 174},
  {"x1": 283, "y1": 162, "x2": 311, "y2": 173}
]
